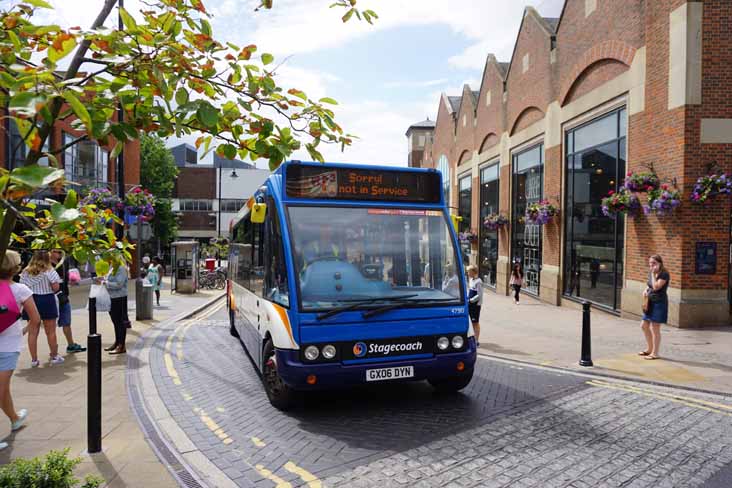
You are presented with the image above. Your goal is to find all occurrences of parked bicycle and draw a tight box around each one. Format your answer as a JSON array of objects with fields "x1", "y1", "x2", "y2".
[{"x1": 198, "y1": 268, "x2": 226, "y2": 290}]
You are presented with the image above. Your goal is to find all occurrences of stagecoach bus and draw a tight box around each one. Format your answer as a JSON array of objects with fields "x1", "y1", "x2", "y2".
[{"x1": 227, "y1": 161, "x2": 476, "y2": 409}]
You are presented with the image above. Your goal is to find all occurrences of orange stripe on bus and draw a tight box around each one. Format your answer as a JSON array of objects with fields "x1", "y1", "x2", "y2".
[{"x1": 273, "y1": 303, "x2": 296, "y2": 347}]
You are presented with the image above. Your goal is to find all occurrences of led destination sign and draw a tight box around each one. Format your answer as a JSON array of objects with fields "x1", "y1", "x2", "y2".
[{"x1": 285, "y1": 165, "x2": 442, "y2": 203}]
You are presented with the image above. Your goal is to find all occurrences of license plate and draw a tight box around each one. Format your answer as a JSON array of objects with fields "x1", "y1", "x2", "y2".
[{"x1": 365, "y1": 366, "x2": 414, "y2": 382}]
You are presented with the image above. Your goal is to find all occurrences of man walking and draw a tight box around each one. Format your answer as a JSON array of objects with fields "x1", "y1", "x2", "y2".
[{"x1": 51, "y1": 250, "x2": 86, "y2": 353}]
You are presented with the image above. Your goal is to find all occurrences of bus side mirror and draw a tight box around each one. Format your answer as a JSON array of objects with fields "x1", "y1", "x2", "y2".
[
  {"x1": 251, "y1": 203, "x2": 267, "y2": 223},
  {"x1": 450, "y1": 215, "x2": 462, "y2": 231}
]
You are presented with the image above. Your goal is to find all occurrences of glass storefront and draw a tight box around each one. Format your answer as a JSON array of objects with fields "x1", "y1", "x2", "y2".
[
  {"x1": 437, "y1": 155, "x2": 450, "y2": 205},
  {"x1": 479, "y1": 163, "x2": 499, "y2": 287},
  {"x1": 564, "y1": 108, "x2": 627, "y2": 310},
  {"x1": 511, "y1": 144, "x2": 543, "y2": 295},
  {"x1": 458, "y1": 174, "x2": 472, "y2": 265}
]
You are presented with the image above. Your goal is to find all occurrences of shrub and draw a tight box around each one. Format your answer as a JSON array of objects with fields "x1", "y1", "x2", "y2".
[{"x1": 0, "y1": 448, "x2": 103, "y2": 488}]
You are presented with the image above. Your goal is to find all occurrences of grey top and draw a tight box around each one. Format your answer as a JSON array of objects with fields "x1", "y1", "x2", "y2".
[{"x1": 106, "y1": 266, "x2": 128, "y2": 299}]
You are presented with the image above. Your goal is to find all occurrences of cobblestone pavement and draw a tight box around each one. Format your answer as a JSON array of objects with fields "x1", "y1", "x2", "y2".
[{"x1": 140, "y1": 306, "x2": 732, "y2": 488}]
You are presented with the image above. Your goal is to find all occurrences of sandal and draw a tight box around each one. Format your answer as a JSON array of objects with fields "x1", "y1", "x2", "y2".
[
  {"x1": 638, "y1": 351, "x2": 650, "y2": 356},
  {"x1": 644, "y1": 355, "x2": 659, "y2": 360}
]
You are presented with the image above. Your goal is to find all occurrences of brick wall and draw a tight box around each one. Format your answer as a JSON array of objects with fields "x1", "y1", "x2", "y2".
[{"x1": 174, "y1": 166, "x2": 215, "y2": 199}]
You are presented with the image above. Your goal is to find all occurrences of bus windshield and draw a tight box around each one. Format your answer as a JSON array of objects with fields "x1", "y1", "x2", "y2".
[{"x1": 287, "y1": 206, "x2": 464, "y2": 312}]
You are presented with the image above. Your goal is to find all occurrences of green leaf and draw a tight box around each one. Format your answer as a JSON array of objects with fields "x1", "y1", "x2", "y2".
[
  {"x1": 48, "y1": 35, "x2": 77, "y2": 63},
  {"x1": 50, "y1": 203, "x2": 80, "y2": 222},
  {"x1": 342, "y1": 8, "x2": 355, "y2": 22},
  {"x1": 200, "y1": 19, "x2": 212, "y2": 36},
  {"x1": 319, "y1": 97, "x2": 338, "y2": 105},
  {"x1": 9, "y1": 93, "x2": 44, "y2": 116},
  {"x1": 196, "y1": 103, "x2": 219, "y2": 129},
  {"x1": 95, "y1": 260, "x2": 110, "y2": 277},
  {"x1": 9, "y1": 165, "x2": 64, "y2": 188},
  {"x1": 64, "y1": 189, "x2": 78, "y2": 209},
  {"x1": 119, "y1": 8, "x2": 138, "y2": 31},
  {"x1": 111, "y1": 141, "x2": 124, "y2": 161},
  {"x1": 24, "y1": 0, "x2": 52, "y2": 7},
  {"x1": 261, "y1": 53, "x2": 274, "y2": 65},
  {"x1": 174, "y1": 88, "x2": 189, "y2": 106},
  {"x1": 62, "y1": 92, "x2": 92, "y2": 132}
]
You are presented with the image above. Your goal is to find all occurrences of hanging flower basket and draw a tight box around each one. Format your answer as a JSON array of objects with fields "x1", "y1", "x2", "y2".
[
  {"x1": 525, "y1": 200, "x2": 559, "y2": 225},
  {"x1": 458, "y1": 230, "x2": 478, "y2": 243},
  {"x1": 624, "y1": 171, "x2": 660, "y2": 192},
  {"x1": 124, "y1": 187, "x2": 155, "y2": 218},
  {"x1": 483, "y1": 213, "x2": 509, "y2": 231},
  {"x1": 80, "y1": 188, "x2": 122, "y2": 211},
  {"x1": 643, "y1": 185, "x2": 681, "y2": 215},
  {"x1": 690, "y1": 173, "x2": 732, "y2": 203},
  {"x1": 601, "y1": 187, "x2": 641, "y2": 217}
]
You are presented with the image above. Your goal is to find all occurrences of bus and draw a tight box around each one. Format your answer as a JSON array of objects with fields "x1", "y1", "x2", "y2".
[{"x1": 227, "y1": 161, "x2": 477, "y2": 409}]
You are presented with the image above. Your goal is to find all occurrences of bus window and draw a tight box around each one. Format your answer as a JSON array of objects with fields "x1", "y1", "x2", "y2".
[
  {"x1": 264, "y1": 198, "x2": 289, "y2": 307},
  {"x1": 287, "y1": 206, "x2": 464, "y2": 311},
  {"x1": 233, "y1": 218, "x2": 252, "y2": 289},
  {"x1": 251, "y1": 220, "x2": 265, "y2": 295}
]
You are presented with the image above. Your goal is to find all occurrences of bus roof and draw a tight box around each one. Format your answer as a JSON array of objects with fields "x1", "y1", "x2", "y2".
[{"x1": 231, "y1": 160, "x2": 445, "y2": 227}]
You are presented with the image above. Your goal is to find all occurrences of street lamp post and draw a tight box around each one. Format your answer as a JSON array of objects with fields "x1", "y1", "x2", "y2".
[{"x1": 217, "y1": 166, "x2": 238, "y2": 266}]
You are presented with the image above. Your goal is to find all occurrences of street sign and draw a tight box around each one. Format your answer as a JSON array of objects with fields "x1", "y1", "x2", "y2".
[{"x1": 127, "y1": 221, "x2": 153, "y2": 241}]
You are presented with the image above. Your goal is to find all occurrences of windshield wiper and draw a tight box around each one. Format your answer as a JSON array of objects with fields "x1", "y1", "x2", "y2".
[
  {"x1": 361, "y1": 298, "x2": 458, "y2": 319},
  {"x1": 315, "y1": 294, "x2": 419, "y2": 321}
]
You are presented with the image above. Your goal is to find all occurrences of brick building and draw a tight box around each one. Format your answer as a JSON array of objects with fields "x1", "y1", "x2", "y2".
[
  {"x1": 410, "y1": 1, "x2": 732, "y2": 327},
  {"x1": 1, "y1": 111, "x2": 140, "y2": 190},
  {"x1": 405, "y1": 118, "x2": 435, "y2": 167},
  {"x1": 170, "y1": 143, "x2": 269, "y2": 241}
]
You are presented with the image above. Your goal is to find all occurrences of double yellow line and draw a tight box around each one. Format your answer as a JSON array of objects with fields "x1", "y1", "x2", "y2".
[{"x1": 588, "y1": 379, "x2": 732, "y2": 416}]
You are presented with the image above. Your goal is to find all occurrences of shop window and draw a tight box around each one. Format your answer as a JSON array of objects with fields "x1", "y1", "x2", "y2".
[
  {"x1": 564, "y1": 108, "x2": 627, "y2": 311},
  {"x1": 458, "y1": 174, "x2": 472, "y2": 266},
  {"x1": 511, "y1": 144, "x2": 543, "y2": 296},
  {"x1": 479, "y1": 163, "x2": 499, "y2": 287},
  {"x1": 437, "y1": 155, "x2": 450, "y2": 205},
  {"x1": 63, "y1": 133, "x2": 108, "y2": 187}
]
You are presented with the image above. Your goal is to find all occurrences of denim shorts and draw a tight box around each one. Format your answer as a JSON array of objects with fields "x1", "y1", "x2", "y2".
[
  {"x1": 58, "y1": 301, "x2": 72, "y2": 327},
  {"x1": 0, "y1": 352, "x2": 20, "y2": 371}
]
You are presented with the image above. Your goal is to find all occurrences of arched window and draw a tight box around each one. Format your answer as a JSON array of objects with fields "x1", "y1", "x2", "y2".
[{"x1": 437, "y1": 155, "x2": 450, "y2": 204}]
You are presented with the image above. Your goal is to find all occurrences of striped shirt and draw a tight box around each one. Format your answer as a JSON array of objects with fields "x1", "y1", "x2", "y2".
[{"x1": 20, "y1": 269, "x2": 62, "y2": 295}]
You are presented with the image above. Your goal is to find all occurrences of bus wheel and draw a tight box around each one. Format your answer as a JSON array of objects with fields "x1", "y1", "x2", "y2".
[
  {"x1": 262, "y1": 340, "x2": 295, "y2": 410},
  {"x1": 428, "y1": 370, "x2": 473, "y2": 393},
  {"x1": 228, "y1": 309, "x2": 239, "y2": 338}
]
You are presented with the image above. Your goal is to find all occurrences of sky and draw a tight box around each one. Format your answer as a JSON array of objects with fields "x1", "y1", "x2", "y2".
[{"x1": 42, "y1": 0, "x2": 565, "y2": 167}]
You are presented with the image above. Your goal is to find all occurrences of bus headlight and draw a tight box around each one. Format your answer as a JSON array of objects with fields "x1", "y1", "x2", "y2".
[
  {"x1": 452, "y1": 336, "x2": 464, "y2": 349},
  {"x1": 304, "y1": 345, "x2": 320, "y2": 361},
  {"x1": 322, "y1": 344, "x2": 337, "y2": 359},
  {"x1": 437, "y1": 337, "x2": 449, "y2": 350}
]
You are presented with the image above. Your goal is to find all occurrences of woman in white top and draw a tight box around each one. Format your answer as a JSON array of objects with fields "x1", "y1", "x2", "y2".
[
  {"x1": 466, "y1": 265, "x2": 483, "y2": 346},
  {"x1": 20, "y1": 251, "x2": 64, "y2": 367},
  {"x1": 0, "y1": 251, "x2": 40, "y2": 450}
]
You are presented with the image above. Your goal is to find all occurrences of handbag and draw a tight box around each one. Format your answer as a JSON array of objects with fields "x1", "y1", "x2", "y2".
[{"x1": 642, "y1": 293, "x2": 650, "y2": 314}]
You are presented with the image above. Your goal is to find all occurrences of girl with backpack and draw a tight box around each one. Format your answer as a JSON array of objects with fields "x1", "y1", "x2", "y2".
[
  {"x1": 0, "y1": 251, "x2": 41, "y2": 449},
  {"x1": 20, "y1": 251, "x2": 64, "y2": 367}
]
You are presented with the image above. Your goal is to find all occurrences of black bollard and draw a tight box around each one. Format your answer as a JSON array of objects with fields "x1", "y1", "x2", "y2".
[
  {"x1": 579, "y1": 301, "x2": 593, "y2": 367},
  {"x1": 87, "y1": 297, "x2": 102, "y2": 453}
]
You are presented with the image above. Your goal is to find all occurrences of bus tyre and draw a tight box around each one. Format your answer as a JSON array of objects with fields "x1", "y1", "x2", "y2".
[
  {"x1": 262, "y1": 340, "x2": 296, "y2": 411},
  {"x1": 428, "y1": 370, "x2": 473, "y2": 393},
  {"x1": 229, "y1": 310, "x2": 239, "y2": 338}
]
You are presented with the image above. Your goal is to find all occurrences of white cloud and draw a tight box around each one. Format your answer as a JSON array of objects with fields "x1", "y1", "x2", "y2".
[{"x1": 384, "y1": 78, "x2": 448, "y2": 89}]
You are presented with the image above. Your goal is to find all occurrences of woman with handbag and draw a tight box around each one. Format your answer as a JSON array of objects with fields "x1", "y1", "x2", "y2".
[{"x1": 640, "y1": 254, "x2": 669, "y2": 360}]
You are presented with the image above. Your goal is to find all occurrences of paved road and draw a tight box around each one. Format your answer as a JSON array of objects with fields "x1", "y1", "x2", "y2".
[{"x1": 139, "y1": 304, "x2": 732, "y2": 488}]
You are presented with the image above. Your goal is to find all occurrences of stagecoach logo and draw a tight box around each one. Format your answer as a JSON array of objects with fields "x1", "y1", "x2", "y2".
[
  {"x1": 353, "y1": 342, "x2": 367, "y2": 358},
  {"x1": 351, "y1": 339, "x2": 424, "y2": 359}
]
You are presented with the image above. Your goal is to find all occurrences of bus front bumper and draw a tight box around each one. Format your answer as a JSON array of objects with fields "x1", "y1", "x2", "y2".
[{"x1": 275, "y1": 338, "x2": 477, "y2": 390}]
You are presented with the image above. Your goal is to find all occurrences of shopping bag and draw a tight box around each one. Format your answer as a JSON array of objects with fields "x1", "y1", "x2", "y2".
[
  {"x1": 68, "y1": 268, "x2": 81, "y2": 285},
  {"x1": 88, "y1": 284, "x2": 112, "y2": 312}
]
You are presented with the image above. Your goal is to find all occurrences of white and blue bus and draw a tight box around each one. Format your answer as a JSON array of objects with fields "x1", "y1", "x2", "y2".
[{"x1": 227, "y1": 161, "x2": 476, "y2": 409}]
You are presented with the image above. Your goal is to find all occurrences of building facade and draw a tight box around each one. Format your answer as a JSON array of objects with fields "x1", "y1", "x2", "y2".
[
  {"x1": 411, "y1": 1, "x2": 732, "y2": 327},
  {"x1": 170, "y1": 144, "x2": 269, "y2": 241},
  {"x1": 406, "y1": 118, "x2": 436, "y2": 168}
]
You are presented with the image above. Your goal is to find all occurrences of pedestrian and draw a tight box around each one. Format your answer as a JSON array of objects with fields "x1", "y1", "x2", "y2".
[
  {"x1": 466, "y1": 264, "x2": 483, "y2": 346},
  {"x1": 140, "y1": 255, "x2": 150, "y2": 279},
  {"x1": 20, "y1": 250, "x2": 64, "y2": 367},
  {"x1": 103, "y1": 264, "x2": 130, "y2": 355},
  {"x1": 510, "y1": 262, "x2": 523, "y2": 304},
  {"x1": 147, "y1": 257, "x2": 164, "y2": 306},
  {"x1": 0, "y1": 251, "x2": 38, "y2": 449},
  {"x1": 639, "y1": 254, "x2": 669, "y2": 360},
  {"x1": 441, "y1": 263, "x2": 459, "y2": 298},
  {"x1": 50, "y1": 250, "x2": 85, "y2": 354}
]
